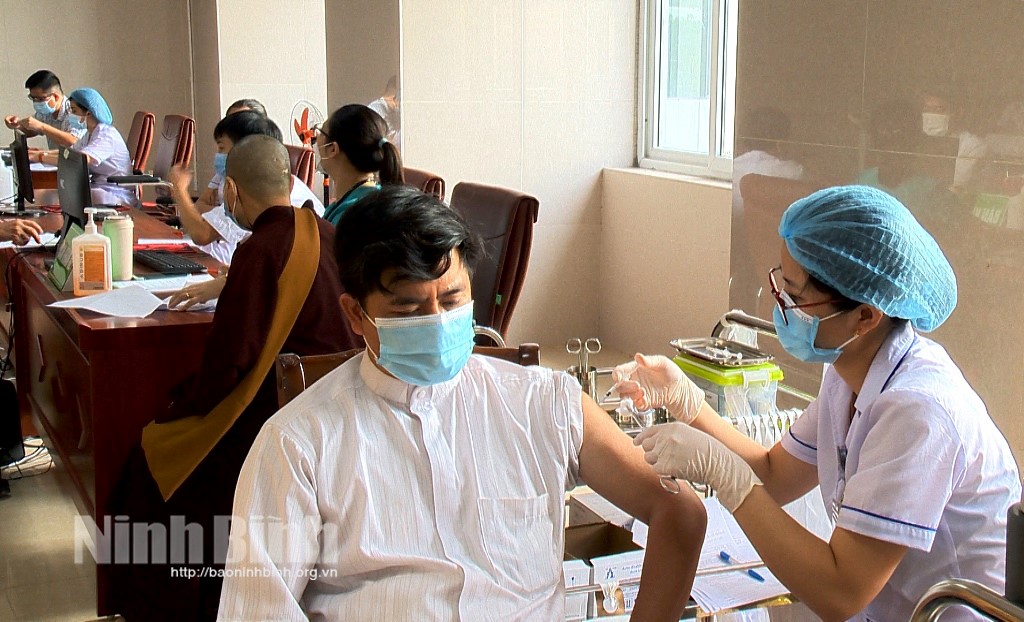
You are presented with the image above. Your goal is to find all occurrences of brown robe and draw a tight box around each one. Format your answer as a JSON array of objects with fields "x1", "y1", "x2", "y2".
[{"x1": 107, "y1": 206, "x2": 362, "y2": 621}]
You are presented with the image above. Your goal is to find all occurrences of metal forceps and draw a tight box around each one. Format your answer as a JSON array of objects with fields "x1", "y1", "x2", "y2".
[
  {"x1": 566, "y1": 337, "x2": 602, "y2": 370},
  {"x1": 621, "y1": 406, "x2": 681, "y2": 495}
]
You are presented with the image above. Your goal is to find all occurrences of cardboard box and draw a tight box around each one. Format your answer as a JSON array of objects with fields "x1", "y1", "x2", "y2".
[
  {"x1": 563, "y1": 522, "x2": 646, "y2": 618},
  {"x1": 568, "y1": 490, "x2": 634, "y2": 528}
]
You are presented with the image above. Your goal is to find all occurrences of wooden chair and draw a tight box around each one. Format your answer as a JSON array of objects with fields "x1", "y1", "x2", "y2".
[
  {"x1": 286, "y1": 144, "x2": 316, "y2": 190},
  {"x1": 403, "y1": 167, "x2": 446, "y2": 201},
  {"x1": 126, "y1": 111, "x2": 156, "y2": 174},
  {"x1": 275, "y1": 344, "x2": 541, "y2": 408},
  {"x1": 449, "y1": 182, "x2": 539, "y2": 340}
]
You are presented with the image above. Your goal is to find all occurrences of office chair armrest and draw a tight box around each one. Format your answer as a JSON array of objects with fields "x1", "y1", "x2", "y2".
[{"x1": 108, "y1": 174, "x2": 170, "y2": 187}]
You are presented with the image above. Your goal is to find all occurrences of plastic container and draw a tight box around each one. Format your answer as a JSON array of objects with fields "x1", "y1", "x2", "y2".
[
  {"x1": 102, "y1": 214, "x2": 134, "y2": 281},
  {"x1": 673, "y1": 352, "x2": 783, "y2": 422},
  {"x1": 72, "y1": 208, "x2": 112, "y2": 296}
]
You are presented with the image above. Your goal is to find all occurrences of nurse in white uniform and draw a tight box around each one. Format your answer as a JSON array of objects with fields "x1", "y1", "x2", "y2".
[
  {"x1": 617, "y1": 185, "x2": 1021, "y2": 621},
  {"x1": 64, "y1": 88, "x2": 137, "y2": 207}
]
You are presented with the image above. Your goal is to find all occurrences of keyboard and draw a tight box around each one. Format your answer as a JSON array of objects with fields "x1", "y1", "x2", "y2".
[{"x1": 134, "y1": 250, "x2": 207, "y2": 275}]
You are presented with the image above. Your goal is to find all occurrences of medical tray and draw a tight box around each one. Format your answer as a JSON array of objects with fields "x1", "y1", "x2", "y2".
[{"x1": 669, "y1": 337, "x2": 773, "y2": 367}]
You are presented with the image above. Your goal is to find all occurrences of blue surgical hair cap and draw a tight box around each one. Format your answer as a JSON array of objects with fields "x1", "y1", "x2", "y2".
[
  {"x1": 779, "y1": 185, "x2": 957, "y2": 332},
  {"x1": 68, "y1": 88, "x2": 113, "y2": 125}
]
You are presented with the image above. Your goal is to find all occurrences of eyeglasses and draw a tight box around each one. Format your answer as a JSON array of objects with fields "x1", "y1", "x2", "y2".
[
  {"x1": 768, "y1": 266, "x2": 843, "y2": 326},
  {"x1": 27, "y1": 92, "x2": 57, "y2": 103}
]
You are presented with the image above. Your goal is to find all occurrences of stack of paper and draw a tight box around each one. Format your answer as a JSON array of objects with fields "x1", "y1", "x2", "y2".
[{"x1": 631, "y1": 497, "x2": 789, "y2": 614}]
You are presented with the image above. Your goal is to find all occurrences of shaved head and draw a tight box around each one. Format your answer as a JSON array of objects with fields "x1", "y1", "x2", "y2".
[{"x1": 225, "y1": 134, "x2": 290, "y2": 201}]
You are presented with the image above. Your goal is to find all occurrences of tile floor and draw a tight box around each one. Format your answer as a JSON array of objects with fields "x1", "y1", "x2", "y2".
[
  {"x1": 0, "y1": 459, "x2": 117, "y2": 621},
  {"x1": 0, "y1": 341, "x2": 627, "y2": 621}
]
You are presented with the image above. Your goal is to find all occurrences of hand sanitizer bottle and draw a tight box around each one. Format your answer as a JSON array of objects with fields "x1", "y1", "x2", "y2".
[{"x1": 72, "y1": 207, "x2": 112, "y2": 296}]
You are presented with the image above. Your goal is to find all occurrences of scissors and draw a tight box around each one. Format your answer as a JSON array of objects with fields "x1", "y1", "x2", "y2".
[
  {"x1": 566, "y1": 337, "x2": 601, "y2": 372},
  {"x1": 622, "y1": 408, "x2": 681, "y2": 495}
]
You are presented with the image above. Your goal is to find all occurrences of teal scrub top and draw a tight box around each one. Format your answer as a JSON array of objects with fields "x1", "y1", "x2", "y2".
[{"x1": 323, "y1": 183, "x2": 381, "y2": 226}]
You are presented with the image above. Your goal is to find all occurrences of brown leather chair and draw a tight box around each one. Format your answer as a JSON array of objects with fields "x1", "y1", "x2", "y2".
[
  {"x1": 149, "y1": 114, "x2": 196, "y2": 179},
  {"x1": 403, "y1": 167, "x2": 446, "y2": 201},
  {"x1": 143, "y1": 114, "x2": 195, "y2": 210},
  {"x1": 286, "y1": 144, "x2": 316, "y2": 190},
  {"x1": 449, "y1": 182, "x2": 539, "y2": 339},
  {"x1": 126, "y1": 111, "x2": 156, "y2": 174},
  {"x1": 275, "y1": 344, "x2": 541, "y2": 407}
]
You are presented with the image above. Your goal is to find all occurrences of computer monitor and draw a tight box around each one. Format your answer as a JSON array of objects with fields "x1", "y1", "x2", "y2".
[
  {"x1": 1, "y1": 132, "x2": 45, "y2": 217},
  {"x1": 56, "y1": 147, "x2": 90, "y2": 239}
]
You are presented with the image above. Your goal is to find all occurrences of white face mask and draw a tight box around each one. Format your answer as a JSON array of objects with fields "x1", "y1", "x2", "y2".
[{"x1": 922, "y1": 112, "x2": 950, "y2": 137}]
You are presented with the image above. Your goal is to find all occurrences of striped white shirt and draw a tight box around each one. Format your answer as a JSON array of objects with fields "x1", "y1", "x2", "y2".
[{"x1": 218, "y1": 353, "x2": 584, "y2": 621}]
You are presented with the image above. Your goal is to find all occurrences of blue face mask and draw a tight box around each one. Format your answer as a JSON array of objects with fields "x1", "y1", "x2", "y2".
[
  {"x1": 67, "y1": 114, "x2": 87, "y2": 131},
  {"x1": 213, "y1": 152, "x2": 228, "y2": 177},
  {"x1": 366, "y1": 302, "x2": 476, "y2": 385},
  {"x1": 33, "y1": 99, "x2": 56, "y2": 116},
  {"x1": 772, "y1": 296, "x2": 858, "y2": 364},
  {"x1": 224, "y1": 185, "x2": 248, "y2": 230}
]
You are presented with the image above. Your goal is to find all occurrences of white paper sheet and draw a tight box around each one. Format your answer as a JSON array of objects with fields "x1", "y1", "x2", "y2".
[
  {"x1": 632, "y1": 497, "x2": 787, "y2": 614},
  {"x1": 49, "y1": 285, "x2": 165, "y2": 318},
  {"x1": 0, "y1": 232, "x2": 57, "y2": 250},
  {"x1": 632, "y1": 497, "x2": 759, "y2": 569},
  {"x1": 690, "y1": 566, "x2": 788, "y2": 614},
  {"x1": 113, "y1": 273, "x2": 213, "y2": 294}
]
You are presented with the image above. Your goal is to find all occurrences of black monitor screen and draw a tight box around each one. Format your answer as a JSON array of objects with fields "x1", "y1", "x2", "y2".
[
  {"x1": 9, "y1": 133, "x2": 33, "y2": 210},
  {"x1": 56, "y1": 147, "x2": 89, "y2": 232}
]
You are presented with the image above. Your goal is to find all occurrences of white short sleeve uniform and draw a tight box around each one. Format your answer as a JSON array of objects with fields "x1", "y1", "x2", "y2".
[
  {"x1": 199, "y1": 174, "x2": 325, "y2": 265},
  {"x1": 218, "y1": 353, "x2": 585, "y2": 621},
  {"x1": 783, "y1": 322, "x2": 1020, "y2": 622},
  {"x1": 71, "y1": 124, "x2": 137, "y2": 206}
]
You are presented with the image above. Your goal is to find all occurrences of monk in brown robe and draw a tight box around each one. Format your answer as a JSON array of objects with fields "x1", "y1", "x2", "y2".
[{"x1": 106, "y1": 135, "x2": 362, "y2": 621}]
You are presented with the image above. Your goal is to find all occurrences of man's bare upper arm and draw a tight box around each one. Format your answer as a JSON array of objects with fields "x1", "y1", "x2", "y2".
[{"x1": 576, "y1": 393, "x2": 701, "y2": 525}]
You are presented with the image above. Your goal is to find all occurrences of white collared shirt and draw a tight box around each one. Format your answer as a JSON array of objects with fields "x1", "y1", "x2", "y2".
[
  {"x1": 218, "y1": 353, "x2": 584, "y2": 621},
  {"x1": 200, "y1": 175, "x2": 325, "y2": 265},
  {"x1": 33, "y1": 97, "x2": 86, "y2": 149},
  {"x1": 783, "y1": 321, "x2": 1021, "y2": 622}
]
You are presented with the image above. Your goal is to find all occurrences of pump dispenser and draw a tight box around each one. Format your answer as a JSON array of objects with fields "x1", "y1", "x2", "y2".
[{"x1": 72, "y1": 207, "x2": 112, "y2": 296}]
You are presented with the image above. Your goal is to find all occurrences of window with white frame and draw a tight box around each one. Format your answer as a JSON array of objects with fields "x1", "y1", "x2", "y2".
[{"x1": 638, "y1": 0, "x2": 738, "y2": 179}]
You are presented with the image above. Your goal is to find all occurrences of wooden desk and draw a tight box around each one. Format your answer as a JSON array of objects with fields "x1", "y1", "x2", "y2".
[
  {"x1": 9, "y1": 210, "x2": 218, "y2": 615},
  {"x1": 30, "y1": 168, "x2": 57, "y2": 190}
]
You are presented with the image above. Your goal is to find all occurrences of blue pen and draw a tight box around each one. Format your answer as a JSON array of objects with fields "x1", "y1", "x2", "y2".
[{"x1": 718, "y1": 550, "x2": 766, "y2": 582}]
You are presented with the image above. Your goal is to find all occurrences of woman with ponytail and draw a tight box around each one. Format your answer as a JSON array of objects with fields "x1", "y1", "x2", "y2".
[{"x1": 315, "y1": 104, "x2": 404, "y2": 225}]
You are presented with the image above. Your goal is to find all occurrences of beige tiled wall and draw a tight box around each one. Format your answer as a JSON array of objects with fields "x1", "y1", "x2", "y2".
[
  {"x1": 0, "y1": 0, "x2": 193, "y2": 155},
  {"x1": 601, "y1": 169, "x2": 733, "y2": 357},
  {"x1": 733, "y1": 0, "x2": 1024, "y2": 463},
  {"x1": 401, "y1": 0, "x2": 637, "y2": 348},
  {"x1": 216, "y1": 0, "x2": 328, "y2": 150},
  {"x1": 324, "y1": 0, "x2": 400, "y2": 110}
]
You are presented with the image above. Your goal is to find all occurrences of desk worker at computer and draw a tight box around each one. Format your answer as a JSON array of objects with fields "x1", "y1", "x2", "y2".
[
  {"x1": 0, "y1": 219, "x2": 42, "y2": 245},
  {"x1": 218, "y1": 186, "x2": 705, "y2": 622},
  {"x1": 3, "y1": 70, "x2": 85, "y2": 149},
  {"x1": 166, "y1": 111, "x2": 324, "y2": 267},
  {"x1": 107, "y1": 135, "x2": 362, "y2": 621},
  {"x1": 29, "y1": 88, "x2": 136, "y2": 207}
]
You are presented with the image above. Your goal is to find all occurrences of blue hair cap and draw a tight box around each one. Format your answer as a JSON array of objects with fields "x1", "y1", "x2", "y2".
[
  {"x1": 779, "y1": 185, "x2": 957, "y2": 332},
  {"x1": 68, "y1": 88, "x2": 113, "y2": 125}
]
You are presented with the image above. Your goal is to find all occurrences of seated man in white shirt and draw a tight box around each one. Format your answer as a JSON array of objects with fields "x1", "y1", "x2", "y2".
[
  {"x1": 218, "y1": 186, "x2": 706, "y2": 621},
  {"x1": 167, "y1": 111, "x2": 324, "y2": 266}
]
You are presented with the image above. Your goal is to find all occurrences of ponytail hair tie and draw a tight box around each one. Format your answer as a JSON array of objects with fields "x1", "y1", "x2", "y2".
[{"x1": 378, "y1": 137, "x2": 388, "y2": 148}]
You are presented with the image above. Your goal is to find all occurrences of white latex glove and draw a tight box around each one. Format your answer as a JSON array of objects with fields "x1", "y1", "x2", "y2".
[
  {"x1": 612, "y1": 354, "x2": 705, "y2": 424},
  {"x1": 634, "y1": 422, "x2": 761, "y2": 512}
]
